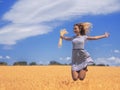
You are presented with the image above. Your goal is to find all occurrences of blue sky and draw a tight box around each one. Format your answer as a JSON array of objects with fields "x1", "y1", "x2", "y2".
[{"x1": 0, "y1": 0, "x2": 120, "y2": 66}]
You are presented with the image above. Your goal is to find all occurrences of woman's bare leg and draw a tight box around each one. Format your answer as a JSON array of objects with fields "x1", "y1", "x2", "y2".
[
  {"x1": 78, "y1": 70, "x2": 87, "y2": 81},
  {"x1": 71, "y1": 70, "x2": 79, "y2": 81}
]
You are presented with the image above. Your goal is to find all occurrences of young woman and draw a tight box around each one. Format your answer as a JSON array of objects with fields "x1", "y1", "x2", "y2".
[{"x1": 59, "y1": 22, "x2": 110, "y2": 81}]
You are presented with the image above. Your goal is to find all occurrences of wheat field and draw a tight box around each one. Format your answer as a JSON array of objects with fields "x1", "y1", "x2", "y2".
[{"x1": 0, "y1": 66, "x2": 120, "y2": 90}]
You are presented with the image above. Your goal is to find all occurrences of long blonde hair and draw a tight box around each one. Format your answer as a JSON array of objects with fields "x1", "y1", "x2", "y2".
[{"x1": 74, "y1": 22, "x2": 92, "y2": 35}]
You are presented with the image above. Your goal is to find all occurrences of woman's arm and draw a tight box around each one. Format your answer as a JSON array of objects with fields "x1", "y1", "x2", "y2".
[
  {"x1": 58, "y1": 29, "x2": 72, "y2": 47},
  {"x1": 60, "y1": 36, "x2": 72, "y2": 41},
  {"x1": 87, "y1": 32, "x2": 110, "y2": 40},
  {"x1": 59, "y1": 29, "x2": 72, "y2": 41}
]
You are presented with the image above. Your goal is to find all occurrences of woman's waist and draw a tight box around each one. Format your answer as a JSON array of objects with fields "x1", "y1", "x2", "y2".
[{"x1": 72, "y1": 48, "x2": 84, "y2": 50}]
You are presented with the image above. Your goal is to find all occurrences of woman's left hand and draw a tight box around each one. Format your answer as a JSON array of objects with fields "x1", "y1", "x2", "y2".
[{"x1": 104, "y1": 32, "x2": 110, "y2": 38}]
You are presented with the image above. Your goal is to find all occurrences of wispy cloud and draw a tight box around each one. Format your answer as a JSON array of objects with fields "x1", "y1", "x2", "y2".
[
  {"x1": 59, "y1": 56, "x2": 71, "y2": 61},
  {"x1": 95, "y1": 56, "x2": 120, "y2": 66},
  {"x1": 59, "y1": 56, "x2": 71, "y2": 64},
  {"x1": 0, "y1": 55, "x2": 11, "y2": 59},
  {"x1": 113, "y1": 49, "x2": 120, "y2": 53},
  {"x1": 0, "y1": 0, "x2": 120, "y2": 45},
  {"x1": 0, "y1": 56, "x2": 3, "y2": 59}
]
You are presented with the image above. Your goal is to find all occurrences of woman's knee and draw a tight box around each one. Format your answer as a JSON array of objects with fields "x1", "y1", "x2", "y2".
[
  {"x1": 79, "y1": 77, "x2": 85, "y2": 81},
  {"x1": 72, "y1": 74, "x2": 78, "y2": 81},
  {"x1": 72, "y1": 77, "x2": 78, "y2": 81},
  {"x1": 78, "y1": 70, "x2": 86, "y2": 81},
  {"x1": 71, "y1": 71, "x2": 79, "y2": 81}
]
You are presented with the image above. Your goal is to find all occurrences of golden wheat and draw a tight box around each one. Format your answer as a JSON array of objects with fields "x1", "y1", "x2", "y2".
[{"x1": 0, "y1": 66, "x2": 120, "y2": 90}]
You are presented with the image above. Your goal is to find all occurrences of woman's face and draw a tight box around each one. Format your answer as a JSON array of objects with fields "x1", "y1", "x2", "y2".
[{"x1": 74, "y1": 25, "x2": 80, "y2": 34}]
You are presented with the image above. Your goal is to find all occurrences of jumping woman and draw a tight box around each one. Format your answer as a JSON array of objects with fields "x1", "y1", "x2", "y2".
[{"x1": 58, "y1": 22, "x2": 110, "y2": 81}]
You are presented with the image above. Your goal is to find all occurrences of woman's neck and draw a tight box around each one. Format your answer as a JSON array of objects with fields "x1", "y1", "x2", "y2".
[{"x1": 76, "y1": 33, "x2": 81, "y2": 36}]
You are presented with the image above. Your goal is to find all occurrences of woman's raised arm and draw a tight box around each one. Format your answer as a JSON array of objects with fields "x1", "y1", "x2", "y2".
[
  {"x1": 58, "y1": 29, "x2": 72, "y2": 47},
  {"x1": 87, "y1": 32, "x2": 110, "y2": 40}
]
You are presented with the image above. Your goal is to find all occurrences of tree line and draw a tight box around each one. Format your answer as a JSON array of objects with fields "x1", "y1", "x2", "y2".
[{"x1": 0, "y1": 60, "x2": 109, "y2": 66}]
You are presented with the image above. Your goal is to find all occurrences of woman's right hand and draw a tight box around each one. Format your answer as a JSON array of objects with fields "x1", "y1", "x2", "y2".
[{"x1": 60, "y1": 29, "x2": 68, "y2": 36}]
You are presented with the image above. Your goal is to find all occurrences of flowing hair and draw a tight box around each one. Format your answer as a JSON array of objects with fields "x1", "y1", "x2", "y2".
[{"x1": 74, "y1": 22, "x2": 92, "y2": 35}]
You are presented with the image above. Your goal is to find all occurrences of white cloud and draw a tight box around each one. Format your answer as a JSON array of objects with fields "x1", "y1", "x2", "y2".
[
  {"x1": 66, "y1": 57, "x2": 71, "y2": 61},
  {"x1": 113, "y1": 49, "x2": 120, "y2": 53},
  {"x1": 0, "y1": 56, "x2": 3, "y2": 59},
  {"x1": 59, "y1": 56, "x2": 71, "y2": 64},
  {"x1": 0, "y1": 0, "x2": 120, "y2": 45},
  {"x1": 37, "y1": 60, "x2": 50, "y2": 65},
  {"x1": 0, "y1": 55, "x2": 11, "y2": 59},
  {"x1": 59, "y1": 56, "x2": 71, "y2": 61},
  {"x1": 95, "y1": 56, "x2": 120, "y2": 66},
  {"x1": 0, "y1": 24, "x2": 52, "y2": 45},
  {"x1": 59, "y1": 57, "x2": 63, "y2": 60},
  {"x1": 6, "y1": 56, "x2": 11, "y2": 59},
  {"x1": 108, "y1": 56, "x2": 116, "y2": 61}
]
